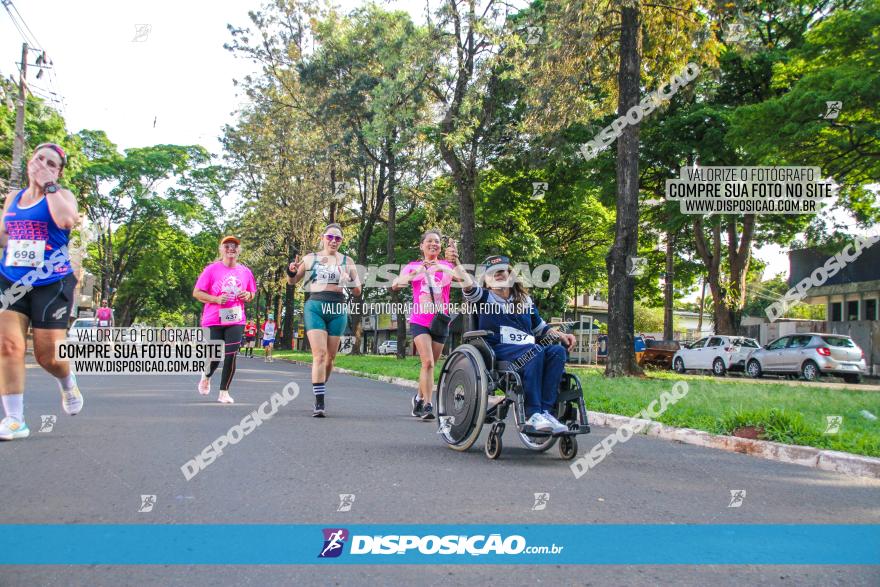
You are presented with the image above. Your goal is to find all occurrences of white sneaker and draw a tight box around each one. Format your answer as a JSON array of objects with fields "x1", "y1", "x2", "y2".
[
  {"x1": 218, "y1": 390, "x2": 234, "y2": 404},
  {"x1": 61, "y1": 385, "x2": 84, "y2": 415},
  {"x1": 0, "y1": 417, "x2": 30, "y2": 440},
  {"x1": 542, "y1": 411, "x2": 569, "y2": 434},
  {"x1": 525, "y1": 412, "x2": 553, "y2": 432}
]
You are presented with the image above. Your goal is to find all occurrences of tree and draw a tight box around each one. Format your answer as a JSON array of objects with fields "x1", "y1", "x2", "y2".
[
  {"x1": 70, "y1": 131, "x2": 224, "y2": 320},
  {"x1": 521, "y1": 0, "x2": 716, "y2": 375},
  {"x1": 428, "y1": 0, "x2": 515, "y2": 264},
  {"x1": 729, "y1": 0, "x2": 880, "y2": 227}
]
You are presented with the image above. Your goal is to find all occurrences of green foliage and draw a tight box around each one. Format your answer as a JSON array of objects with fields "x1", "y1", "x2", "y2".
[
  {"x1": 742, "y1": 273, "x2": 826, "y2": 319},
  {"x1": 715, "y1": 408, "x2": 826, "y2": 447},
  {"x1": 633, "y1": 302, "x2": 671, "y2": 333},
  {"x1": 729, "y1": 0, "x2": 880, "y2": 227},
  {"x1": 0, "y1": 87, "x2": 70, "y2": 188}
]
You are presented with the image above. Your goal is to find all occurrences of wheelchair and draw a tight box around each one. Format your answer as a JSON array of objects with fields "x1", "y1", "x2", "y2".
[{"x1": 434, "y1": 326, "x2": 590, "y2": 460}]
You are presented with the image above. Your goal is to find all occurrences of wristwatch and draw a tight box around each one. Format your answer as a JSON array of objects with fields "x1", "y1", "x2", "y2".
[{"x1": 44, "y1": 182, "x2": 60, "y2": 194}]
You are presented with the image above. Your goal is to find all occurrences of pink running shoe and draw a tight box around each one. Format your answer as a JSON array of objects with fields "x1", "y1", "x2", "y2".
[{"x1": 198, "y1": 375, "x2": 210, "y2": 395}]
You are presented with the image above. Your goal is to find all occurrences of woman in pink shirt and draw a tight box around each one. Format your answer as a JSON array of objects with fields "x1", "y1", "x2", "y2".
[
  {"x1": 392, "y1": 230, "x2": 459, "y2": 420},
  {"x1": 192, "y1": 235, "x2": 256, "y2": 404},
  {"x1": 95, "y1": 300, "x2": 113, "y2": 327}
]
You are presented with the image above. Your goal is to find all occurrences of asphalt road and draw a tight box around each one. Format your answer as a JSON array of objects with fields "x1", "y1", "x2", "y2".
[{"x1": 2, "y1": 356, "x2": 878, "y2": 586}]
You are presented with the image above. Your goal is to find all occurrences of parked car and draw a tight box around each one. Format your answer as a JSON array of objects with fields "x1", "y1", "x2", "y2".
[
  {"x1": 377, "y1": 340, "x2": 398, "y2": 355},
  {"x1": 745, "y1": 333, "x2": 867, "y2": 383},
  {"x1": 638, "y1": 339, "x2": 681, "y2": 369},
  {"x1": 67, "y1": 318, "x2": 98, "y2": 340},
  {"x1": 672, "y1": 335, "x2": 761, "y2": 376}
]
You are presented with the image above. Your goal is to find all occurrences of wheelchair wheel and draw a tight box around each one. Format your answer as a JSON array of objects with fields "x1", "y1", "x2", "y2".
[
  {"x1": 558, "y1": 435, "x2": 578, "y2": 460},
  {"x1": 485, "y1": 424, "x2": 503, "y2": 459},
  {"x1": 436, "y1": 344, "x2": 489, "y2": 452}
]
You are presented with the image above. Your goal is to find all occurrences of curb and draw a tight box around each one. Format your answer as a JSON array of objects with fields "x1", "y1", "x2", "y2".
[
  {"x1": 277, "y1": 357, "x2": 880, "y2": 480},
  {"x1": 589, "y1": 411, "x2": 880, "y2": 480}
]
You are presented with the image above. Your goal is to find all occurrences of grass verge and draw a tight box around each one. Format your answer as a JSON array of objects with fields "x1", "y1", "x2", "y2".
[{"x1": 272, "y1": 350, "x2": 880, "y2": 457}]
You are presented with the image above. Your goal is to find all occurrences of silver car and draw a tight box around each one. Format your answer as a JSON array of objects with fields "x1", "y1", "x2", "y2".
[{"x1": 745, "y1": 333, "x2": 867, "y2": 383}]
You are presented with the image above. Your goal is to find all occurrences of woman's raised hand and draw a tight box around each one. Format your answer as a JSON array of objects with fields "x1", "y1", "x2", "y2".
[
  {"x1": 445, "y1": 239, "x2": 459, "y2": 264},
  {"x1": 289, "y1": 254, "x2": 303, "y2": 275},
  {"x1": 29, "y1": 158, "x2": 59, "y2": 187}
]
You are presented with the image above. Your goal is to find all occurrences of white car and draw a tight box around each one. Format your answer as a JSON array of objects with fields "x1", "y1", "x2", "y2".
[
  {"x1": 672, "y1": 335, "x2": 761, "y2": 376},
  {"x1": 67, "y1": 318, "x2": 98, "y2": 341},
  {"x1": 377, "y1": 340, "x2": 398, "y2": 355}
]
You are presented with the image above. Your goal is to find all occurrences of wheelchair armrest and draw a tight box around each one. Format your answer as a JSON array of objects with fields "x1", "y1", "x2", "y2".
[{"x1": 462, "y1": 330, "x2": 492, "y2": 342}]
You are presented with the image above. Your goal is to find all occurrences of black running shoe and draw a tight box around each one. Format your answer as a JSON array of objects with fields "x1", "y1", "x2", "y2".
[
  {"x1": 420, "y1": 403, "x2": 435, "y2": 420},
  {"x1": 313, "y1": 396, "x2": 325, "y2": 418},
  {"x1": 411, "y1": 395, "x2": 424, "y2": 417}
]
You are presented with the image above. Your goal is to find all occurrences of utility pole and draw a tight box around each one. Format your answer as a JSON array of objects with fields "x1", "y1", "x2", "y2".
[{"x1": 10, "y1": 42, "x2": 28, "y2": 188}]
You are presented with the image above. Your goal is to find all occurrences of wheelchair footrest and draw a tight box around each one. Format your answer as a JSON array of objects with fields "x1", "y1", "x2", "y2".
[
  {"x1": 520, "y1": 424, "x2": 590, "y2": 437},
  {"x1": 519, "y1": 425, "x2": 551, "y2": 437}
]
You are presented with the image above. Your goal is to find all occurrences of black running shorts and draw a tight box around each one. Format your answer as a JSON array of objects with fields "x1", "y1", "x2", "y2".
[{"x1": 0, "y1": 273, "x2": 77, "y2": 329}]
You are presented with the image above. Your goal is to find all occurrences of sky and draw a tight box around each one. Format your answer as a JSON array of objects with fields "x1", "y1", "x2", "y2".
[{"x1": 1, "y1": 0, "x2": 871, "y2": 292}]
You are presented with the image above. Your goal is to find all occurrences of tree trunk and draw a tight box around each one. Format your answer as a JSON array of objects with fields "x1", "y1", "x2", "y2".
[
  {"x1": 604, "y1": 3, "x2": 643, "y2": 378},
  {"x1": 458, "y1": 172, "x2": 476, "y2": 265},
  {"x1": 663, "y1": 229, "x2": 675, "y2": 340},
  {"x1": 693, "y1": 215, "x2": 755, "y2": 335},
  {"x1": 282, "y1": 282, "x2": 294, "y2": 349},
  {"x1": 697, "y1": 277, "x2": 706, "y2": 333},
  {"x1": 348, "y1": 159, "x2": 388, "y2": 354}
]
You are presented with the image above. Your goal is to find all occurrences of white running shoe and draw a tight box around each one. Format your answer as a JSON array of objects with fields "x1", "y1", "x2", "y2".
[
  {"x1": 0, "y1": 417, "x2": 30, "y2": 440},
  {"x1": 542, "y1": 411, "x2": 569, "y2": 434},
  {"x1": 218, "y1": 390, "x2": 235, "y2": 404},
  {"x1": 198, "y1": 375, "x2": 210, "y2": 396},
  {"x1": 525, "y1": 412, "x2": 553, "y2": 432},
  {"x1": 61, "y1": 385, "x2": 84, "y2": 416}
]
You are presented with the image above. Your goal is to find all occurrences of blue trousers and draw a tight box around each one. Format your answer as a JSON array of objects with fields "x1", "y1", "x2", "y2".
[{"x1": 493, "y1": 343, "x2": 567, "y2": 417}]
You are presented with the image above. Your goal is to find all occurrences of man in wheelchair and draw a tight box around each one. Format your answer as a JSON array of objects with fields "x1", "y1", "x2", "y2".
[{"x1": 437, "y1": 251, "x2": 587, "y2": 459}]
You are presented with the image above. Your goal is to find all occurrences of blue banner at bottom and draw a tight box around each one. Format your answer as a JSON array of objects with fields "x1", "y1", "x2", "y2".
[{"x1": 1, "y1": 525, "x2": 878, "y2": 565}]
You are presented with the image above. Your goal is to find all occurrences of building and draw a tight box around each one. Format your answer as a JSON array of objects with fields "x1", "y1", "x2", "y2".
[
  {"x1": 787, "y1": 241, "x2": 880, "y2": 375},
  {"x1": 567, "y1": 293, "x2": 715, "y2": 340}
]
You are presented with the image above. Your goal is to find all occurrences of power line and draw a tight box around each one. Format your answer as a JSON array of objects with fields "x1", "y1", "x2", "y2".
[
  {"x1": 1, "y1": 0, "x2": 32, "y2": 46},
  {"x1": 9, "y1": 1, "x2": 45, "y2": 50},
  {"x1": 2, "y1": 0, "x2": 66, "y2": 116}
]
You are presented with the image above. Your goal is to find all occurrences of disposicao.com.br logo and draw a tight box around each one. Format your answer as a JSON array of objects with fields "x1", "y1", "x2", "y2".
[{"x1": 319, "y1": 529, "x2": 563, "y2": 558}]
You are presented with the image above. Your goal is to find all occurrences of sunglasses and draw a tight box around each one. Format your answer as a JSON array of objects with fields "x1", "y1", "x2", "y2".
[{"x1": 324, "y1": 234, "x2": 343, "y2": 243}]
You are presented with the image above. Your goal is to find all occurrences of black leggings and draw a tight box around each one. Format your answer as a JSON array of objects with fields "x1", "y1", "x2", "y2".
[{"x1": 207, "y1": 325, "x2": 244, "y2": 390}]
